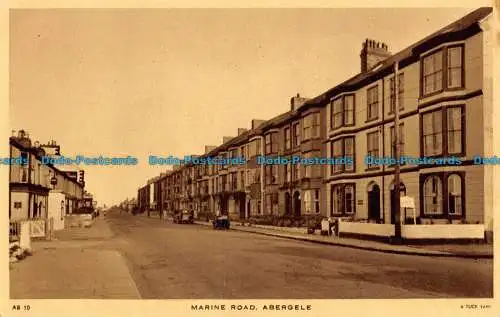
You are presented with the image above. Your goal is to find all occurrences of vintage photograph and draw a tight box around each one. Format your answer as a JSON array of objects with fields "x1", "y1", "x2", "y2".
[{"x1": 7, "y1": 5, "x2": 495, "y2": 303}]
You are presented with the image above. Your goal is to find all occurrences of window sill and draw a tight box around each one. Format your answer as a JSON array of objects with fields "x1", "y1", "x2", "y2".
[
  {"x1": 420, "y1": 86, "x2": 465, "y2": 100},
  {"x1": 330, "y1": 170, "x2": 355, "y2": 176},
  {"x1": 330, "y1": 124, "x2": 355, "y2": 132},
  {"x1": 387, "y1": 109, "x2": 404, "y2": 116},
  {"x1": 365, "y1": 117, "x2": 379, "y2": 124},
  {"x1": 388, "y1": 163, "x2": 407, "y2": 168}
]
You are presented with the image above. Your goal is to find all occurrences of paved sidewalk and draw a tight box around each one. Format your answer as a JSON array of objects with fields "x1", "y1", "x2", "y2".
[
  {"x1": 10, "y1": 248, "x2": 141, "y2": 299},
  {"x1": 55, "y1": 216, "x2": 115, "y2": 241},
  {"x1": 10, "y1": 216, "x2": 141, "y2": 299},
  {"x1": 194, "y1": 221, "x2": 493, "y2": 259}
]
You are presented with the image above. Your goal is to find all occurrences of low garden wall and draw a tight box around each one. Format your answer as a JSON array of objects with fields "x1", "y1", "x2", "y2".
[
  {"x1": 338, "y1": 220, "x2": 395, "y2": 237},
  {"x1": 401, "y1": 224, "x2": 485, "y2": 239}
]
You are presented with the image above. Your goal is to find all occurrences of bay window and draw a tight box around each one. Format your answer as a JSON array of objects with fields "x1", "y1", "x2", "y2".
[
  {"x1": 331, "y1": 137, "x2": 355, "y2": 174},
  {"x1": 330, "y1": 94, "x2": 355, "y2": 129},
  {"x1": 447, "y1": 174, "x2": 462, "y2": 216},
  {"x1": 265, "y1": 132, "x2": 278, "y2": 155},
  {"x1": 421, "y1": 45, "x2": 464, "y2": 96},
  {"x1": 330, "y1": 183, "x2": 355, "y2": 216},
  {"x1": 284, "y1": 163, "x2": 291, "y2": 183},
  {"x1": 421, "y1": 105, "x2": 464, "y2": 157},
  {"x1": 303, "y1": 190, "x2": 312, "y2": 214},
  {"x1": 421, "y1": 172, "x2": 464, "y2": 218},
  {"x1": 303, "y1": 112, "x2": 320, "y2": 140}
]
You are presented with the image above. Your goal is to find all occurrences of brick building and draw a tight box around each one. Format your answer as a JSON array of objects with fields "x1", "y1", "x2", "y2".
[{"x1": 138, "y1": 7, "x2": 494, "y2": 239}]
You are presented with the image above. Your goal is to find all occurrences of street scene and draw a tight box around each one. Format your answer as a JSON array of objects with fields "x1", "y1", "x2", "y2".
[
  {"x1": 9, "y1": 210, "x2": 493, "y2": 299},
  {"x1": 7, "y1": 5, "x2": 497, "y2": 305}
]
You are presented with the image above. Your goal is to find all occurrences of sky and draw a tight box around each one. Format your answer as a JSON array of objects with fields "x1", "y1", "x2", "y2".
[{"x1": 9, "y1": 7, "x2": 479, "y2": 207}]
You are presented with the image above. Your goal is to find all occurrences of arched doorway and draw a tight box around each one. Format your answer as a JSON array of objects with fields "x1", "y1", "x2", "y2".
[
  {"x1": 284, "y1": 192, "x2": 291, "y2": 215},
  {"x1": 390, "y1": 182, "x2": 407, "y2": 224},
  {"x1": 367, "y1": 183, "x2": 381, "y2": 222},
  {"x1": 293, "y1": 191, "x2": 301, "y2": 217}
]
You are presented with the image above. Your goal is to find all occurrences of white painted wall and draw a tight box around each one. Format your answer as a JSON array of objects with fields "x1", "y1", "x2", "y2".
[
  {"x1": 48, "y1": 192, "x2": 66, "y2": 230},
  {"x1": 338, "y1": 221, "x2": 395, "y2": 237},
  {"x1": 401, "y1": 224, "x2": 484, "y2": 239},
  {"x1": 10, "y1": 192, "x2": 28, "y2": 221},
  {"x1": 19, "y1": 221, "x2": 31, "y2": 250}
]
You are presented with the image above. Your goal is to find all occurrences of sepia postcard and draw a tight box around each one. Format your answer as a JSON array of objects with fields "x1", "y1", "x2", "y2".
[{"x1": 1, "y1": 1, "x2": 499, "y2": 317}]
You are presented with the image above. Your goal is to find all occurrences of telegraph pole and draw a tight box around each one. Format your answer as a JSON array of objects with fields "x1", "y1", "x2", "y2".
[{"x1": 393, "y1": 62, "x2": 402, "y2": 243}]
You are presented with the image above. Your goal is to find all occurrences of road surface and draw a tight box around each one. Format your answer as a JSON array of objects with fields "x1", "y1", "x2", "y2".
[{"x1": 104, "y1": 212, "x2": 493, "y2": 299}]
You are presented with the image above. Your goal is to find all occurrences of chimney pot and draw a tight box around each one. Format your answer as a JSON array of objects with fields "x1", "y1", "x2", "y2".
[{"x1": 360, "y1": 39, "x2": 391, "y2": 73}]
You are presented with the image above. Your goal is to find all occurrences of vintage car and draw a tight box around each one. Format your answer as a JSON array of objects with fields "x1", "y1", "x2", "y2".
[
  {"x1": 212, "y1": 215, "x2": 230, "y2": 230},
  {"x1": 174, "y1": 209, "x2": 194, "y2": 224}
]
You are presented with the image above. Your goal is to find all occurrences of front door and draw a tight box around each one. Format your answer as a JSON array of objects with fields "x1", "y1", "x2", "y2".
[
  {"x1": 284, "y1": 192, "x2": 291, "y2": 215},
  {"x1": 239, "y1": 195, "x2": 246, "y2": 219},
  {"x1": 221, "y1": 196, "x2": 228, "y2": 215},
  {"x1": 368, "y1": 185, "x2": 380, "y2": 222},
  {"x1": 293, "y1": 191, "x2": 301, "y2": 217}
]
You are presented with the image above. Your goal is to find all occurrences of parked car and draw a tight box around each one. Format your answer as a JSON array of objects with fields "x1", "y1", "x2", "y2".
[
  {"x1": 213, "y1": 215, "x2": 230, "y2": 230},
  {"x1": 174, "y1": 209, "x2": 194, "y2": 224}
]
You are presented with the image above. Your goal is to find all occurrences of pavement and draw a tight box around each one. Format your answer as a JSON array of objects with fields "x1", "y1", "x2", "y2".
[
  {"x1": 9, "y1": 216, "x2": 141, "y2": 299},
  {"x1": 193, "y1": 220, "x2": 493, "y2": 259},
  {"x1": 108, "y1": 212, "x2": 492, "y2": 298}
]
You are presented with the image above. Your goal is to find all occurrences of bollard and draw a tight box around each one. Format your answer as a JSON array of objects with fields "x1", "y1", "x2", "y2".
[{"x1": 19, "y1": 221, "x2": 31, "y2": 251}]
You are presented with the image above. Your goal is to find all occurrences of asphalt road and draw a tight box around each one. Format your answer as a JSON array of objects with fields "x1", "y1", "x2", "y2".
[{"x1": 105, "y1": 212, "x2": 493, "y2": 299}]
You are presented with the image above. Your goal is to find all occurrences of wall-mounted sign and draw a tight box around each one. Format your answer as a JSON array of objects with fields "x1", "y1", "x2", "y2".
[
  {"x1": 400, "y1": 196, "x2": 415, "y2": 209},
  {"x1": 14, "y1": 202, "x2": 22, "y2": 208},
  {"x1": 357, "y1": 200, "x2": 364, "y2": 205}
]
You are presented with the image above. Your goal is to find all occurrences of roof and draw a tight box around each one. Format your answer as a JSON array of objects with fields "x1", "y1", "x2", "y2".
[
  {"x1": 9, "y1": 137, "x2": 84, "y2": 188},
  {"x1": 302, "y1": 6, "x2": 493, "y2": 108},
  {"x1": 145, "y1": 7, "x2": 493, "y2": 181}
]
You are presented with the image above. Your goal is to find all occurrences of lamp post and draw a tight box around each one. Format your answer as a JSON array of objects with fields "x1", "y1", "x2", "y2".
[{"x1": 392, "y1": 62, "x2": 402, "y2": 244}]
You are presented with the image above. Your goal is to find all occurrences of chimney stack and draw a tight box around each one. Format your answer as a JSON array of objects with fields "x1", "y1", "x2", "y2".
[
  {"x1": 290, "y1": 93, "x2": 309, "y2": 111},
  {"x1": 222, "y1": 136, "x2": 234, "y2": 144},
  {"x1": 360, "y1": 38, "x2": 391, "y2": 73},
  {"x1": 237, "y1": 128, "x2": 248, "y2": 136},
  {"x1": 251, "y1": 119, "x2": 266, "y2": 130},
  {"x1": 12, "y1": 129, "x2": 32, "y2": 148},
  {"x1": 204, "y1": 145, "x2": 217, "y2": 154}
]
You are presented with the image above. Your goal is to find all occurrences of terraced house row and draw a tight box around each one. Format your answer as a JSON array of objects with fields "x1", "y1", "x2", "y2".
[{"x1": 138, "y1": 7, "x2": 495, "y2": 240}]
